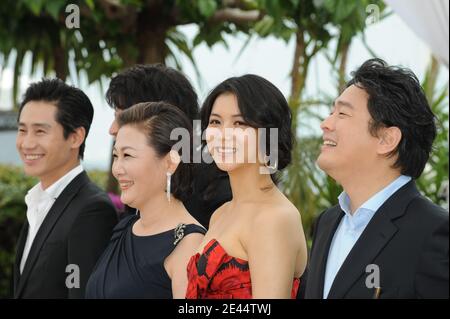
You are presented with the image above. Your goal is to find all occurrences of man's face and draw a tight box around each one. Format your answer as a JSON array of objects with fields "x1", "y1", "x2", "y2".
[
  {"x1": 109, "y1": 108, "x2": 123, "y2": 137},
  {"x1": 16, "y1": 101, "x2": 79, "y2": 188},
  {"x1": 317, "y1": 85, "x2": 380, "y2": 181}
]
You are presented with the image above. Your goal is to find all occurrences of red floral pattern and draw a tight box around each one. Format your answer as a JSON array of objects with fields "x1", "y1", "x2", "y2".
[{"x1": 186, "y1": 239, "x2": 300, "y2": 299}]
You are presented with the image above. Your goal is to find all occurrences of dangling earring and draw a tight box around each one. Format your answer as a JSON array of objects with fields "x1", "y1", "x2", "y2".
[
  {"x1": 264, "y1": 155, "x2": 278, "y2": 171},
  {"x1": 166, "y1": 172, "x2": 172, "y2": 202}
]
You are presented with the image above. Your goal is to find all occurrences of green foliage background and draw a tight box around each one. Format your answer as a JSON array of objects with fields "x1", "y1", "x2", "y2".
[{"x1": 0, "y1": 0, "x2": 448, "y2": 298}]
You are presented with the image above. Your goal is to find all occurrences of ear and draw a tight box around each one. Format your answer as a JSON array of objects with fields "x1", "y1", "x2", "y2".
[
  {"x1": 376, "y1": 126, "x2": 402, "y2": 156},
  {"x1": 165, "y1": 150, "x2": 181, "y2": 174},
  {"x1": 70, "y1": 127, "x2": 86, "y2": 150}
]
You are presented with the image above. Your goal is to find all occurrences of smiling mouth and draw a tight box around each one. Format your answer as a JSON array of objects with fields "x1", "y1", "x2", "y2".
[
  {"x1": 23, "y1": 154, "x2": 45, "y2": 162},
  {"x1": 119, "y1": 181, "x2": 134, "y2": 190},
  {"x1": 323, "y1": 140, "x2": 337, "y2": 147}
]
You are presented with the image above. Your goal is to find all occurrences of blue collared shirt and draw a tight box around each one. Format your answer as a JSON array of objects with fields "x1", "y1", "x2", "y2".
[{"x1": 323, "y1": 175, "x2": 412, "y2": 298}]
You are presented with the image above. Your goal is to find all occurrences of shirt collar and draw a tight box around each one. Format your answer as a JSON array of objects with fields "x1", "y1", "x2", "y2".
[
  {"x1": 25, "y1": 164, "x2": 84, "y2": 205},
  {"x1": 338, "y1": 175, "x2": 412, "y2": 228},
  {"x1": 25, "y1": 183, "x2": 48, "y2": 207},
  {"x1": 45, "y1": 164, "x2": 84, "y2": 199}
]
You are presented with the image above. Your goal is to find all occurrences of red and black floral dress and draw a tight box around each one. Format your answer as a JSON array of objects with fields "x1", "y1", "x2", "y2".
[{"x1": 186, "y1": 239, "x2": 300, "y2": 299}]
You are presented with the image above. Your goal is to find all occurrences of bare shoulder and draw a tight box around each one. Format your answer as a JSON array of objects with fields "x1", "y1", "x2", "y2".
[
  {"x1": 254, "y1": 200, "x2": 301, "y2": 231},
  {"x1": 174, "y1": 231, "x2": 205, "y2": 250},
  {"x1": 165, "y1": 228, "x2": 205, "y2": 277},
  {"x1": 238, "y1": 199, "x2": 302, "y2": 248},
  {"x1": 242, "y1": 197, "x2": 307, "y2": 278},
  {"x1": 171, "y1": 219, "x2": 206, "y2": 253}
]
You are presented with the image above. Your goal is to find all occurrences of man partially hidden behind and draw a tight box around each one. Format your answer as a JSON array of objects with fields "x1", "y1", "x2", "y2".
[
  {"x1": 106, "y1": 64, "x2": 232, "y2": 228},
  {"x1": 305, "y1": 59, "x2": 449, "y2": 299},
  {"x1": 14, "y1": 79, "x2": 118, "y2": 298}
]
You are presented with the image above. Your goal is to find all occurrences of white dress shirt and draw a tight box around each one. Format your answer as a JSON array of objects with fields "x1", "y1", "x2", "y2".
[
  {"x1": 20, "y1": 164, "x2": 84, "y2": 274},
  {"x1": 323, "y1": 175, "x2": 412, "y2": 298}
]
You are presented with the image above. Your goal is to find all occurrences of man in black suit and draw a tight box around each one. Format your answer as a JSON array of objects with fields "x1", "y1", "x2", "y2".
[
  {"x1": 304, "y1": 59, "x2": 448, "y2": 299},
  {"x1": 14, "y1": 79, "x2": 118, "y2": 298},
  {"x1": 106, "y1": 64, "x2": 232, "y2": 227}
]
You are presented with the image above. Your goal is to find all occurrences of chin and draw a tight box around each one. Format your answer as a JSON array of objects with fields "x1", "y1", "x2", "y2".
[
  {"x1": 215, "y1": 161, "x2": 241, "y2": 173},
  {"x1": 120, "y1": 194, "x2": 134, "y2": 208},
  {"x1": 316, "y1": 154, "x2": 333, "y2": 172},
  {"x1": 23, "y1": 166, "x2": 44, "y2": 178},
  {"x1": 317, "y1": 157, "x2": 343, "y2": 183}
]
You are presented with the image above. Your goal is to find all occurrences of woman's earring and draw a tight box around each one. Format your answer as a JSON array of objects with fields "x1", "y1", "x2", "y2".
[{"x1": 166, "y1": 172, "x2": 172, "y2": 202}]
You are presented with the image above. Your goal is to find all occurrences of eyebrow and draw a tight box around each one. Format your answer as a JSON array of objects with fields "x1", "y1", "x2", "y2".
[
  {"x1": 210, "y1": 113, "x2": 244, "y2": 118},
  {"x1": 18, "y1": 122, "x2": 52, "y2": 129},
  {"x1": 113, "y1": 146, "x2": 137, "y2": 152},
  {"x1": 334, "y1": 100, "x2": 354, "y2": 110}
]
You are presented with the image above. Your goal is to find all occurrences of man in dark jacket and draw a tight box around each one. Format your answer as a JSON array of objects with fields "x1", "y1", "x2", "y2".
[
  {"x1": 14, "y1": 79, "x2": 117, "y2": 298},
  {"x1": 304, "y1": 59, "x2": 448, "y2": 299}
]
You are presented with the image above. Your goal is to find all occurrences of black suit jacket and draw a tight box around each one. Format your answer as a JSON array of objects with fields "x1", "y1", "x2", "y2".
[
  {"x1": 14, "y1": 172, "x2": 118, "y2": 299},
  {"x1": 184, "y1": 161, "x2": 232, "y2": 228},
  {"x1": 305, "y1": 181, "x2": 449, "y2": 299}
]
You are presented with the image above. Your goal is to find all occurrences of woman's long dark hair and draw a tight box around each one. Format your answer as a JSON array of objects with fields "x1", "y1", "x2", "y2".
[{"x1": 200, "y1": 74, "x2": 294, "y2": 198}]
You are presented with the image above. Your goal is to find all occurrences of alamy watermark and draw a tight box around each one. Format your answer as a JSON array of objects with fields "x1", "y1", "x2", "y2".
[
  {"x1": 366, "y1": 4, "x2": 381, "y2": 26},
  {"x1": 365, "y1": 264, "x2": 381, "y2": 289},
  {"x1": 65, "y1": 264, "x2": 80, "y2": 289},
  {"x1": 169, "y1": 120, "x2": 280, "y2": 175},
  {"x1": 65, "y1": 4, "x2": 80, "y2": 29}
]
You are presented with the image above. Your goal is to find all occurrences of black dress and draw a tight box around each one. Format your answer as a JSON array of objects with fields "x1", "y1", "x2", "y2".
[{"x1": 85, "y1": 214, "x2": 206, "y2": 299}]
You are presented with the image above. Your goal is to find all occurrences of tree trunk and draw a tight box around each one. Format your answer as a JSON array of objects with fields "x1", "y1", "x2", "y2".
[
  {"x1": 289, "y1": 30, "x2": 310, "y2": 135},
  {"x1": 53, "y1": 45, "x2": 68, "y2": 80},
  {"x1": 290, "y1": 30, "x2": 306, "y2": 105},
  {"x1": 137, "y1": 6, "x2": 168, "y2": 64},
  {"x1": 338, "y1": 41, "x2": 350, "y2": 93},
  {"x1": 424, "y1": 55, "x2": 440, "y2": 102},
  {"x1": 137, "y1": 26, "x2": 167, "y2": 64}
]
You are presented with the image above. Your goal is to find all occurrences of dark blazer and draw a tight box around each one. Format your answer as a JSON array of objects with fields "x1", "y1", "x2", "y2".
[
  {"x1": 305, "y1": 180, "x2": 449, "y2": 299},
  {"x1": 184, "y1": 161, "x2": 232, "y2": 229},
  {"x1": 14, "y1": 172, "x2": 118, "y2": 299}
]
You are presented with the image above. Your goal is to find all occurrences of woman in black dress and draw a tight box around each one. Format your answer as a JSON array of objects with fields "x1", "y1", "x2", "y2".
[{"x1": 86, "y1": 101, "x2": 206, "y2": 298}]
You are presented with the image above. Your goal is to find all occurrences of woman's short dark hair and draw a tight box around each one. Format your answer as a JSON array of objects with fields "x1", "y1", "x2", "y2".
[
  {"x1": 19, "y1": 78, "x2": 94, "y2": 159},
  {"x1": 117, "y1": 101, "x2": 193, "y2": 202},
  {"x1": 347, "y1": 58, "x2": 437, "y2": 179},
  {"x1": 106, "y1": 64, "x2": 199, "y2": 120},
  {"x1": 201, "y1": 74, "x2": 294, "y2": 183}
]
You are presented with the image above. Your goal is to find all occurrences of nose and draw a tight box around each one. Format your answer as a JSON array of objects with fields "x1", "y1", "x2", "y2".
[
  {"x1": 112, "y1": 156, "x2": 125, "y2": 179},
  {"x1": 320, "y1": 113, "x2": 336, "y2": 132},
  {"x1": 220, "y1": 127, "x2": 236, "y2": 151},
  {"x1": 221, "y1": 126, "x2": 235, "y2": 147},
  {"x1": 109, "y1": 119, "x2": 119, "y2": 137},
  {"x1": 17, "y1": 133, "x2": 37, "y2": 150}
]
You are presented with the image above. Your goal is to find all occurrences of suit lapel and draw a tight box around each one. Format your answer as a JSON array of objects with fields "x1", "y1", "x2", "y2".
[
  {"x1": 14, "y1": 172, "x2": 89, "y2": 298},
  {"x1": 327, "y1": 212, "x2": 398, "y2": 298},
  {"x1": 14, "y1": 220, "x2": 29, "y2": 293},
  {"x1": 307, "y1": 207, "x2": 344, "y2": 298},
  {"x1": 327, "y1": 181, "x2": 420, "y2": 298}
]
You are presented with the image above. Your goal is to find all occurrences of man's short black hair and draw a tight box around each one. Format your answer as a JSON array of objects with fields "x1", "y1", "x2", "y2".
[
  {"x1": 106, "y1": 64, "x2": 199, "y2": 120},
  {"x1": 347, "y1": 58, "x2": 437, "y2": 179},
  {"x1": 19, "y1": 78, "x2": 94, "y2": 159}
]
